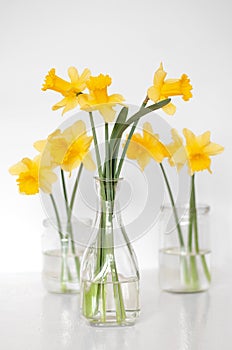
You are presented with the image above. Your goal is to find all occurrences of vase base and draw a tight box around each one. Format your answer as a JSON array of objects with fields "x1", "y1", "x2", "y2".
[
  {"x1": 159, "y1": 247, "x2": 211, "y2": 293},
  {"x1": 162, "y1": 287, "x2": 209, "y2": 294},
  {"x1": 42, "y1": 274, "x2": 80, "y2": 294},
  {"x1": 83, "y1": 310, "x2": 140, "y2": 327}
]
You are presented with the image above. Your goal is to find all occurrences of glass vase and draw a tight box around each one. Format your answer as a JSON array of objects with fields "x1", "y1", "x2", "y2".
[
  {"x1": 42, "y1": 218, "x2": 84, "y2": 293},
  {"x1": 159, "y1": 204, "x2": 211, "y2": 293},
  {"x1": 80, "y1": 177, "x2": 140, "y2": 326}
]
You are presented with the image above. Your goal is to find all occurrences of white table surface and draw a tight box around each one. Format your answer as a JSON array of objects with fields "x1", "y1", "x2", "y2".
[{"x1": 0, "y1": 269, "x2": 231, "y2": 350}]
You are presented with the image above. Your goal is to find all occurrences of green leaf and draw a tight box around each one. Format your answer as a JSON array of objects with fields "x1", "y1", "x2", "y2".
[
  {"x1": 113, "y1": 98, "x2": 171, "y2": 141},
  {"x1": 108, "y1": 107, "x2": 129, "y2": 177},
  {"x1": 110, "y1": 106, "x2": 128, "y2": 141}
]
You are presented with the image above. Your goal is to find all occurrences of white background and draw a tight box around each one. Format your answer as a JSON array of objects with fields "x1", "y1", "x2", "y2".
[{"x1": 1, "y1": 0, "x2": 231, "y2": 272}]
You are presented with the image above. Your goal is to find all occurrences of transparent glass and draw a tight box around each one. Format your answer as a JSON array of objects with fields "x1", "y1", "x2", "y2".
[
  {"x1": 42, "y1": 218, "x2": 84, "y2": 293},
  {"x1": 159, "y1": 204, "x2": 211, "y2": 293},
  {"x1": 80, "y1": 178, "x2": 140, "y2": 326}
]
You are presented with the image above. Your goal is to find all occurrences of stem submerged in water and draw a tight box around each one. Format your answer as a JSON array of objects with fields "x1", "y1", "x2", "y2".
[
  {"x1": 159, "y1": 163, "x2": 190, "y2": 285},
  {"x1": 49, "y1": 194, "x2": 70, "y2": 292},
  {"x1": 190, "y1": 174, "x2": 211, "y2": 284},
  {"x1": 61, "y1": 169, "x2": 82, "y2": 281}
]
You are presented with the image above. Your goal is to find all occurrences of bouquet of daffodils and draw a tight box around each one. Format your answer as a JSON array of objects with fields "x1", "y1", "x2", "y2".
[{"x1": 10, "y1": 62, "x2": 195, "y2": 322}]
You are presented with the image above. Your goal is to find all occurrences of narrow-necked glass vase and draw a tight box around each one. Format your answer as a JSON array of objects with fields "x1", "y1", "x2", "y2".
[
  {"x1": 159, "y1": 204, "x2": 211, "y2": 293},
  {"x1": 42, "y1": 218, "x2": 84, "y2": 293},
  {"x1": 80, "y1": 177, "x2": 140, "y2": 327}
]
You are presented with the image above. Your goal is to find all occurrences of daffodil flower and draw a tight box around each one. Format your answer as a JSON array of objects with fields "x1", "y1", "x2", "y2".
[
  {"x1": 183, "y1": 128, "x2": 224, "y2": 174},
  {"x1": 78, "y1": 74, "x2": 125, "y2": 123},
  {"x1": 147, "y1": 63, "x2": 193, "y2": 115},
  {"x1": 166, "y1": 129, "x2": 188, "y2": 171},
  {"x1": 34, "y1": 120, "x2": 95, "y2": 175},
  {"x1": 42, "y1": 67, "x2": 91, "y2": 115},
  {"x1": 9, "y1": 156, "x2": 57, "y2": 195},
  {"x1": 125, "y1": 122, "x2": 169, "y2": 170}
]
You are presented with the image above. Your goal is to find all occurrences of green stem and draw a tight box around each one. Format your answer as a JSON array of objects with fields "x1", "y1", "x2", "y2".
[
  {"x1": 115, "y1": 96, "x2": 149, "y2": 179},
  {"x1": 159, "y1": 163, "x2": 185, "y2": 248},
  {"x1": 188, "y1": 176, "x2": 194, "y2": 252},
  {"x1": 106, "y1": 200, "x2": 126, "y2": 323},
  {"x1": 191, "y1": 174, "x2": 211, "y2": 283},
  {"x1": 49, "y1": 193, "x2": 69, "y2": 291},
  {"x1": 201, "y1": 255, "x2": 211, "y2": 282},
  {"x1": 115, "y1": 121, "x2": 138, "y2": 179},
  {"x1": 61, "y1": 168, "x2": 81, "y2": 280},
  {"x1": 68, "y1": 164, "x2": 83, "y2": 279},
  {"x1": 192, "y1": 174, "x2": 199, "y2": 253},
  {"x1": 89, "y1": 112, "x2": 102, "y2": 177},
  {"x1": 159, "y1": 163, "x2": 190, "y2": 286},
  {"x1": 49, "y1": 193, "x2": 63, "y2": 239},
  {"x1": 60, "y1": 238, "x2": 69, "y2": 292},
  {"x1": 187, "y1": 175, "x2": 199, "y2": 288},
  {"x1": 69, "y1": 163, "x2": 84, "y2": 215},
  {"x1": 61, "y1": 169, "x2": 69, "y2": 212},
  {"x1": 104, "y1": 123, "x2": 112, "y2": 201}
]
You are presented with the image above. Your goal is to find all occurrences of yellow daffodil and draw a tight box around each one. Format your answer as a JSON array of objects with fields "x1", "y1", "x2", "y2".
[
  {"x1": 34, "y1": 121, "x2": 95, "y2": 175},
  {"x1": 147, "y1": 63, "x2": 193, "y2": 115},
  {"x1": 183, "y1": 128, "x2": 224, "y2": 174},
  {"x1": 78, "y1": 74, "x2": 125, "y2": 123},
  {"x1": 166, "y1": 129, "x2": 187, "y2": 171},
  {"x1": 42, "y1": 67, "x2": 91, "y2": 115},
  {"x1": 9, "y1": 156, "x2": 57, "y2": 195},
  {"x1": 61, "y1": 121, "x2": 95, "y2": 173},
  {"x1": 34, "y1": 129, "x2": 64, "y2": 168},
  {"x1": 125, "y1": 122, "x2": 169, "y2": 170}
]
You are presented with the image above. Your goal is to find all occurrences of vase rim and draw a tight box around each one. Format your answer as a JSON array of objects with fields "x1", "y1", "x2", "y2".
[
  {"x1": 94, "y1": 176, "x2": 123, "y2": 183},
  {"x1": 161, "y1": 202, "x2": 210, "y2": 214}
]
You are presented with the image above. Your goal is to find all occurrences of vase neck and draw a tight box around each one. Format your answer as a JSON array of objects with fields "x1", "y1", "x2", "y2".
[{"x1": 95, "y1": 177, "x2": 123, "y2": 207}]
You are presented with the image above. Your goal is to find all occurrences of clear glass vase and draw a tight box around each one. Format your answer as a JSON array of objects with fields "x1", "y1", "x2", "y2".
[
  {"x1": 42, "y1": 218, "x2": 84, "y2": 293},
  {"x1": 80, "y1": 177, "x2": 140, "y2": 326},
  {"x1": 159, "y1": 204, "x2": 211, "y2": 293}
]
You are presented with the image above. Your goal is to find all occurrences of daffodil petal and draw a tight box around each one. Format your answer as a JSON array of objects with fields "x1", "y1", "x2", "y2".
[
  {"x1": 108, "y1": 94, "x2": 125, "y2": 103},
  {"x1": 125, "y1": 137, "x2": 141, "y2": 160},
  {"x1": 162, "y1": 102, "x2": 176, "y2": 115},
  {"x1": 197, "y1": 131, "x2": 211, "y2": 147},
  {"x1": 143, "y1": 122, "x2": 153, "y2": 134},
  {"x1": 39, "y1": 169, "x2": 57, "y2": 193},
  {"x1": 183, "y1": 128, "x2": 195, "y2": 144},
  {"x1": 204, "y1": 142, "x2": 224, "y2": 156},
  {"x1": 147, "y1": 86, "x2": 160, "y2": 102},
  {"x1": 62, "y1": 120, "x2": 86, "y2": 143},
  {"x1": 82, "y1": 152, "x2": 96, "y2": 171},
  {"x1": 153, "y1": 62, "x2": 167, "y2": 86},
  {"x1": 33, "y1": 139, "x2": 47, "y2": 152},
  {"x1": 52, "y1": 97, "x2": 68, "y2": 110},
  {"x1": 79, "y1": 68, "x2": 91, "y2": 83},
  {"x1": 9, "y1": 161, "x2": 28, "y2": 175},
  {"x1": 137, "y1": 153, "x2": 151, "y2": 171},
  {"x1": 68, "y1": 66, "x2": 79, "y2": 83},
  {"x1": 78, "y1": 94, "x2": 91, "y2": 110},
  {"x1": 61, "y1": 96, "x2": 79, "y2": 115},
  {"x1": 98, "y1": 105, "x2": 116, "y2": 123}
]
